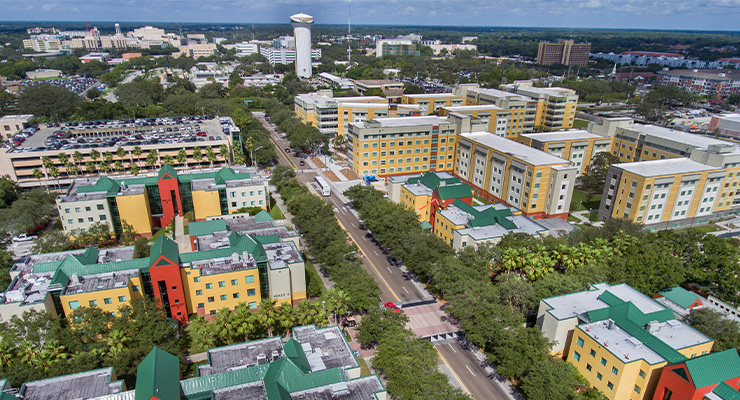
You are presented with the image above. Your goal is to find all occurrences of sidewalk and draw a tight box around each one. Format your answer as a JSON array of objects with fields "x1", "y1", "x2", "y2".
[{"x1": 570, "y1": 210, "x2": 604, "y2": 227}]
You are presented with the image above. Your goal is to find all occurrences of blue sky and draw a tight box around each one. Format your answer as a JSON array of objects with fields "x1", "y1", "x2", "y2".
[{"x1": 2, "y1": 0, "x2": 739, "y2": 31}]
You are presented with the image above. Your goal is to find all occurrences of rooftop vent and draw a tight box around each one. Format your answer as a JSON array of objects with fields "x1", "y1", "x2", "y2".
[{"x1": 646, "y1": 320, "x2": 660, "y2": 334}]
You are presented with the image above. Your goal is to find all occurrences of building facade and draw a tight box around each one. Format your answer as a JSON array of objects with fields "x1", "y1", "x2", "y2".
[
  {"x1": 536, "y1": 40, "x2": 591, "y2": 67},
  {"x1": 375, "y1": 39, "x2": 420, "y2": 58},
  {"x1": 400, "y1": 93, "x2": 465, "y2": 114},
  {"x1": 656, "y1": 69, "x2": 740, "y2": 100},
  {"x1": 517, "y1": 130, "x2": 613, "y2": 175},
  {"x1": 500, "y1": 81, "x2": 579, "y2": 130}
]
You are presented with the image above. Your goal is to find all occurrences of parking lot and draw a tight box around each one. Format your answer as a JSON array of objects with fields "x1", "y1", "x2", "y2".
[{"x1": 6, "y1": 115, "x2": 235, "y2": 153}]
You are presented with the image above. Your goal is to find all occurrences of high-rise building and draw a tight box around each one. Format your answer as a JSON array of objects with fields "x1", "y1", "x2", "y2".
[
  {"x1": 375, "y1": 39, "x2": 420, "y2": 57},
  {"x1": 536, "y1": 39, "x2": 591, "y2": 67},
  {"x1": 290, "y1": 13, "x2": 314, "y2": 78}
]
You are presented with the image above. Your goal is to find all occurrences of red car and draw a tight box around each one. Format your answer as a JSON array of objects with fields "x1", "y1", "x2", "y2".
[{"x1": 384, "y1": 302, "x2": 402, "y2": 313}]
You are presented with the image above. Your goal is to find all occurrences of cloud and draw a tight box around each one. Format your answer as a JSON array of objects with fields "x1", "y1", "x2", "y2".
[{"x1": 41, "y1": 3, "x2": 56, "y2": 11}]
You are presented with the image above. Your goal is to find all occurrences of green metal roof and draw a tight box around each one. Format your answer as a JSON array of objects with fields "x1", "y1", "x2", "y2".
[
  {"x1": 435, "y1": 184, "x2": 472, "y2": 200},
  {"x1": 683, "y1": 349, "x2": 740, "y2": 389},
  {"x1": 180, "y1": 363, "x2": 271, "y2": 399},
  {"x1": 180, "y1": 232, "x2": 266, "y2": 263},
  {"x1": 158, "y1": 164, "x2": 178, "y2": 180},
  {"x1": 283, "y1": 339, "x2": 311, "y2": 373},
  {"x1": 188, "y1": 220, "x2": 227, "y2": 237},
  {"x1": 263, "y1": 357, "x2": 344, "y2": 400},
  {"x1": 712, "y1": 382, "x2": 740, "y2": 400},
  {"x1": 77, "y1": 176, "x2": 120, "y2": 196},
  {"x1": 135, "y1": 347, "x2": 181, "y2": 400},
  {"x1": 254, "y1": 234, "x2": 280, "y2": 245},
  {"x1": 254, "y1": 210, "x2": 274, "y2": 223},
  {"x1": 149, "y1": 236, "x2": 180, "y2": 267},
  {"x1": 450, "y1": 199, "x2": 516, "y2": 229},
  {"x1": 407, "y1": 171, "x2": 460, "y2": 189},
  {"x1": 214, "y1": 167, "x2": 252, "y2": 185},
  {"x1": 659, "y1": 287, "x2": 705, "y2": 309},
  {"x1": 420, "y1": 220, "x2": 433, "y2": 230}
]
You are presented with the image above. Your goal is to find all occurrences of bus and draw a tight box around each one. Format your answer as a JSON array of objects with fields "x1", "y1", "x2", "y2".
[{"x1": 315, "y1": 176, "x2": 331, "y2": 197}]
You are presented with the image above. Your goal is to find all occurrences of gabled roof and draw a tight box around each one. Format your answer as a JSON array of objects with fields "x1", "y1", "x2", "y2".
[
  {"x1": 254, "y1": 234, "x2": 280, "y2": 245},
  {"x1": 420, "y1": 220, "x2": 433, "y2": 230},
  {"x1": 213, "y1": 167, "x2": 252, "y2": 185},
  {"x1": 180, "y1": 232, "x2": 266, "y2": 263},
  {"x1": 434, "y1": 184, "x2": 472, "y2": 200},
  {"x1": 683, "y1": 349, "x2": 740, "y2": 389},
  {"x1": 407, "y1": 171, "x2": 460, "y2": 189},
  {"x1": 77, "y1": 176, "x2": 120, "y2": 196},
  {"x1": 149, "y1": 236, "x2": 180, "y2": 267},
  {"x1": 451, "y1": 199, "x2": 515, "y2": 228},
  {"x1": 135, "y1": 347, "x2": 180, "y2": 400},
  {"x1": 263, "y1": 357, "x2": 344, "y2": 400},
  {"x1": 188, "y1": 220, "x2": 227, "y2": 237},
  {"x1": 283, "y1": 338, "x2": 311, "y2": 373},
  {"x1": 712, "y1": 382, "x2": 740, "y2": 400},
  {"x1": 254, "y1": 210, "x2": 274, "y2": 223},
  {"x1": 659, "y1": 287, "x2": 705, "y2": 309},
  {"x1": 158, "y1": 164, "x2": 178, "y2": 181}
]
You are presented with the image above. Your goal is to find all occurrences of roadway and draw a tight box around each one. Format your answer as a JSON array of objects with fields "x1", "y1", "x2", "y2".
[{"x1": 256, "y1": 112, "x2": 512, "y2": 400}]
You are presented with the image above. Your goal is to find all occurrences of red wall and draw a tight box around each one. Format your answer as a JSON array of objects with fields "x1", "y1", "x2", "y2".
[
  {"x1": 652, "y1": 366, "x2": 740, "y2": 400},
  {"x1": 149, "y1": 255, "x2": 188, "y2": 325},
  {"x1": 157, "y1": 173, "x2": 183, "y2": 227}
]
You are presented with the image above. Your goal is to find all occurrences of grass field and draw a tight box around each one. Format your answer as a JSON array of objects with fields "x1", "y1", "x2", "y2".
[
  {"x1": 683, "y1": 225, "x2": 719, "y2": 233},
  {"x1": 570, "y1": 188, "x2": 601, "y2": 212},
  {"x1": 572, "y1": 119, "x2": 590, "y2": 129},
  {"x1": 358, "y1": 358, "x2": 372, "y2": 377},
  {"x1": 270, "y1": 204, "x2": 285, "y2": 220}
]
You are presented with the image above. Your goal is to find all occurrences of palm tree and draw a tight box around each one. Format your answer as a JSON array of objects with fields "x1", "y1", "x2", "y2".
[
  {"x1": 256, "y1": 299, "x2": 278, "y2": 337},
  {"x1": 106, "y1": 329, "x2": 129, "y2": 357},
  {"x1": 244, "y1": 137, "x2": 255, "y2": 165},
  {"x1": 66, "y1": 162, "x2": 78, "y2": 178},
  {"x1": 133, "y1": 146, "x2": 143, "y2": 167},
  {"x1": 19, "y1": 341, "x2": 37, "y2": 366},
  {"x1": 325, "y1": 288, "x2": 349, "y2": 325},
  {"x1": 213, "y1": 308, "x2": 236, "y2": 345},
  {"x1": 177, "y1": 148, "x2": 187, "y2": 167},
  {"x1": 146, "y1": 149, "x2": 158, "y2": 172},
  {"x1": 33, "y1": 168, "x2": 46, "y2": 192},
  {"x1": 73, "y1": 151, "x2": 83, "y2": 169},
  {"x1": 219, "y1": 143, "x2": 230, "y2": 166},
  {"x1": 233, "y1": 148, "x2": 246, "y2": 166},
  {"x1": 89, "y1": 149, "x2": 100, "y2": 168},
  {"x1": 234, "y1": 303, "x2": 255, "y2": 341},
  {"x1": 38, "y1": 340, "x2": 69, "y2": 370},
  {"x1": 85, "y1": 161, "x2": 96, "y2": 175},
  {"x1": 56, "y1": 152, "x2": 68, "y2": 167},
  {"x1": 296, "y1": 300, "x2": 318, "y2": 326},
  {"x1": 114, "y1": 160, "x2": 124, "y2": 175},
  {"x1": 205, "y1": 147, "x2": 216, "y2": 168},
  {"x1": 100, "y1": 163, "x2": 110, "y2": 174},
  {"x1": 0, "y1": 340, "x2": 16, "y2": 370},
  {"x1": 192, "y1": 146, "x2": 203, "y2": 169},
  {"x1": 163, "y1": 154, "x2": 175, "y2": 166},
  {"x1": 130, "y1": 165, "x2": 140, "y2": 176},
  {"x1": 103, "y1": 151, "x2": 113, "y2": 164},
  {"x1": 116, "y1": 146, "x2": 126, "y2": 162},
  {"x1": 277, "y1": 302, "x2": 296, "y2": 338},
  {"x1": 49, "y1": 166, "x2": 60, "y2": 190},
  {"x1": 188, "y1": 315, "x2": 215, "y2": 350}
]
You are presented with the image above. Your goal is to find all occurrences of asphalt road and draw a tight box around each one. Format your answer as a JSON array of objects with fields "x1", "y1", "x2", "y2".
[{"x1": 257, "y1": 113, "x2": 512, "y2": 400}]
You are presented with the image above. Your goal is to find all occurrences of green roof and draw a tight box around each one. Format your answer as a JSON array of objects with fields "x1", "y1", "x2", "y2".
[
  {"x1": 683, "y1": 349, "x2": 740, "y2": 389},
  {"x1": 586, "y1": 291, "x2": 686, "y2": 364},
  {"x1": 659, "y1": 287, "x2": 705, "y2": 309},
  {"x1": 712, "y1": 382, "x2": 740, "y2": 400},
  {"x1": 149, "y1": 236, "x2": 180, "y2": 267},
  {"x1": 181, "y1": 232, "x2": 266, "y2": 263},
  {"x1": 435, "y1": 184, "x2": 472, "y2": 200},
  {"x1": 420, "y1": 220, "x2": 433, "y2": 230},
  {"x1": 263, "y1": 357, "x2": 344, "y2": 400},
  {"x1": 76, "y1": 176, "x2": 120, "y2": 196},
  {"x1": 450, "y1": 199, "x2": 516, "y2": 229},
  {"x1": 135, "y1": 347, "x2": 181, "y2": 400},
  {"x1": 254, "y1": 210, "x2": 274, "y2": 223},
  {"x1": 407, "y1": 171, "x2": 460, "y2": 189},
  {"x1": 188, "y1": 220, "x2": 227, "y2": 237},
  {"x1": 214, "y1": 167, "x2": 252, "y2": 185},
  {"x1": 254, "y1": 234, "x2": 280, "y2": 245},
  {"x1": 283, "y1": 339, "x2": 311, "y2": 373},
  {"x1": 158, "y1": 164, "x2": 178, "y2": 180},
  {"x1": 180, "y1": 363, "x2": 271, "y2": 399}
]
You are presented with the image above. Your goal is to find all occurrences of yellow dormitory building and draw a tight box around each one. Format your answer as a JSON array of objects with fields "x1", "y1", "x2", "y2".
[
  {"x1": 588, "y1": 117, "x2": 740, "y2": 230},
  {"x1": 400, "y1": 93, "x2": 465, "y2": 114},
  {"x1": 537, "y1": 283, "x2": 714, "y2": 400},
  {"x1": 516, "y1": 130, "x2": 614, "y2": 175},
  {"x1": 438, "y1": 104, "x2": 528, "y2": 139},
  {"x1": 500, "y1": 80, "x2": 579, "y2": 130},
  {"x1": 294, "y1": 91, "x2": 422, "y2": 136},
  {"x1": 455, "y1": 131, "x2": 578, "y2": 219},
  {"x1": 348, "y1": 115, "x2": 479, "y2": 177},
  {"x1": 0, "y1": 231, "x2": 306, "y2": 325}
]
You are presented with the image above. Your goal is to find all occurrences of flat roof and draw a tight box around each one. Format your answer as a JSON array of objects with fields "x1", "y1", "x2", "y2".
[
  {"x1": 354, "y1": 79, "x2": 401, "y2": 86},
  {"x1": 20, "y1": 368, "x2": 123, "y2": 400},
  {"x1": 578, "y1": 320, "x2": 665, "y2": 365},
  {"x1": 460, "y1": 132, "x2": 569, "y2": 166},
  {"x1": 356, "y1": 115, "x2": 450, "y2": 129},
  {"x1": 635, "y1": 123, "x2": 735, "y2": 151},
  {"x1": 63, "y1": 269, "x2": 139, "y2": 295},
  {"x1": 198, "y1": 337, "x2": 285, "y2": 376},
  {"x1": 293, "y1": 325, "x2": 358, "y2": 372},
  {"x1": 0, "y1": 114, "x2": 33, "y2": 121},
  {"x1": 403, "y1": 93, "x2": 461, "y2": 98},
  {"x1": 542, "y1": 283, "x2": 665, "y2": 321},
  {"x1": 658, "y1": 69, "x2": 740, "y2": 80},
  {"x1": 441, "y1": 105, "x2": 503, "y2": 111},
  {"x1": 263, "y1": 242, "x2": 302, "y2": 270},
  {"x1": 615, "y1": 158, "x2": 717, "y2": 177},
  {"x1": 471, "y1": 87, "x2": 528, "y2": 101},
  {"x1": 522, "y1": 130, "x2": 604, "y2": 142}
]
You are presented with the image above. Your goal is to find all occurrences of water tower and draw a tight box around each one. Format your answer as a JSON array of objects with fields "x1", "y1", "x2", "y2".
[{"x1": 290, "y1": 13, "x2": 314, "y2": 79}]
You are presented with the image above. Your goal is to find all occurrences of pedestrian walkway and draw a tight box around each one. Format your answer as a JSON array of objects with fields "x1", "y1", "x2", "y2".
[
  {"x1": 173, "y1": 216, "x2": 192, "y2": 252},
  {"x1": 570, "y1": 210, "x2": 604, "y2": 227}
]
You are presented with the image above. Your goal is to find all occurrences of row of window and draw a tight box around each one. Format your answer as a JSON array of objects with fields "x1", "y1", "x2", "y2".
[
  {"x1": 199, "y1": 301, "x2": 258, "y2": 313},
  {"x1": 69, "y1": 295, "x2": 127, "y2": 309},
  {"x1": 229, "y1": 190, "x2": 264, "y2": 198},
  {"x1": 192, "y1": 276, "x2": 256, "y2": 286},
  {"x1": 64, "y1": 203, "x2": 106, "y2": 214},
  {"x1": 67, "y1": 215, "x2": 107, "y2": 225},
  {"x1": 195, "y1": 290, "x2": 256, "y2": 300}
]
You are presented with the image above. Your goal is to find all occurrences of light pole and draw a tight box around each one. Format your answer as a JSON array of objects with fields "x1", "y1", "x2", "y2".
[
  {"x1": 251, "y1": 146, "x2": 264, "y2": 167},
  {"x1": 342, "y1": 250, "x2": 357, "y2": 262}
]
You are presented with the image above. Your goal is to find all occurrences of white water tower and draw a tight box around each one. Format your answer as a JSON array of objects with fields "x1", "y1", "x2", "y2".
[{"x1": 290, "y1": 13, "x2": 314, "y2": 79}]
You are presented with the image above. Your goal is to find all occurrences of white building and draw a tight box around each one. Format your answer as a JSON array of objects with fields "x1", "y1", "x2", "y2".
[
  {"x1": 290, "y1": 13, "x2": 314, "y2": 78},
  {"x1": 260, "y1": 47, "x2": 321, "y2": 66},
  {"x1": 233, "y1": 41, "x2": 260, "y2": 57}
]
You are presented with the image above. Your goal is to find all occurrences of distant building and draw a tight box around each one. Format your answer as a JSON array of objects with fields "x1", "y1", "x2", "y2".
[
  {"x1": 234, "y1": 41, "x2": 260, "y2": 57},
  {"x1": 25, "y1": 69, "x2": 62, "y2": 79},
  {"x1": 656, "y1": 69, "x2": 740, "y2": 100},
  {"x1": 317, "y1": 72, "x2": 355, "y2": 89},
  {"x1": 376, "y1": 39, "x2": 420, "y2": 58},
  {"x1": 401, "y1": 93, "x2": 465, "y2": 114},
  {"x1": 536, "y1": 39, "x2": 591, "y2": 67},
  {"x1": 353, "y1": 79, "x2": 405, "y2": 100},
  {"x1": 290, "y1": 13, "x2": 314, "y2": 78},
  {"x1": 259, "y1": 47, "x2": 321, "y2": 66},
  {"x1": 79, "y1": 52, "x2": 110, "y2": 63},
  {"x1": 517, "y1": 130, "x2": 613, "y2": 175},
  {"x1": 708, "y1": 114, "x2": 740, "y2": 139},
  {"x1": 0, "y1": 114, "x2": 33, "y2": 138}
]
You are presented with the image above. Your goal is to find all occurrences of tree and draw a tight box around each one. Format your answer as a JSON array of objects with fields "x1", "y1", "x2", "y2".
[
  {"x1": 86, "y1": 87, "x2": 102, "y2": 100},
  {"x1": 357, "y1": 307, "x2": 409, "y2": 345},
  {"x1": 188, "y1": 315, "x2": 216, "y2": 351},
  {"x1": 277, "y1": 302, "x2": 296, "y2": 337},
  {"x1": 114, "y1": 161, "x2": 124, "y2": 174},
  {"x1": 162, "y1": 155, "x2": 175, "y2": 166},
  {"x1": 33, "y1": 168, "x2": 45, "y2": 192},
  {"x1": 192, "y1": 146, "x2": 203, "y2": 168},
  {"x1": 73, "y1": 151, "x2": 83, "y2": 169},
  {"x1": 17, "y1": 84, "x2": 81, "y2": 120},
  {"x1": 116, "y1": 146, "x2": 126, "y2": 162},
  {"x1": 687, "y1": 308, "x2": 740, "y2": 351},
  {"x1": 85, "y1": 161, "x2": 96, "y2": 175},
  {"x1": 130, "y1": 165, "x2": 140, "y2": 176},
  {"x1": 580, "y1": 152, "x2": 621, "y2": 199},
  {"x1": 177, "y1": 149, "x2": 187, "y2": 166},
  {"x1": 205, "y1": 147, "x2": 217, "y2": 168},
  {"x1": 0, "y1": 176, "x2": 21, "y2": 208},
  {"x1": 255, "y1": 299, "x2": 278, "y2": 337},
  {"x1": 219, "y1": 144, "x2": 230, "y2": 165},
  {"x1": 212, "y1": 308, "x2": 237, "y2": 345},
  {"x1": 520, "y1": 358, "x2": 587, "y2": 400},
  {"x1": 234, "y1": 303, "x2": 255, "y2": 341},
  {"x1": 146, "y1": 150, "x2": 158, "y2": 172}
]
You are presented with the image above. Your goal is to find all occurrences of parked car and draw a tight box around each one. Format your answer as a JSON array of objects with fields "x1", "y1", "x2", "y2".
[
  {"x1": 12, "y1": 233, "x2": 38, "y2": 242},
  {"x1": 384, "y1": 302, "x2": 402, "y2": 313}
]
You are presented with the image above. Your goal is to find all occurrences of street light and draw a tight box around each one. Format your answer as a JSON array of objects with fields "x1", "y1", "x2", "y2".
[
  {"x1": 250, "y1": 146, "x2": 264, "y2": 167},
  {"x1": 342, "y1": 250, "x2": 357, "y2": 262}
]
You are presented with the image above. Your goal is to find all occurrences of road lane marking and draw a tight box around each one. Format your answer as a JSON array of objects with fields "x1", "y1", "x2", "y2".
[
  {"x1": 435, "y1": 348, "x2": 471, "y2": 395},
  {"x1": 448, "y1": 343, "x2": 456, "y2": 353},
  {"x1": 387, "y1": 267, "x2": 392, "y2": 273},
  {"x1": 466, "y1": 365, "x2": 476, "y2": 377},
  {"x1": 373, "y1": 250, "x2": 378, "y2": 256},
  {"x1": 350, "y1": 222, "x2": 355, "y2": 228},
  {"x1": 336, "y1": 219, "x2": 400, "y2": 302},
  {"x1": 362, "y1": 237, "x2": 366, "y2": 241},
  {"x1": 403, "y1": 286, "x2": 409, "y2": 294}
]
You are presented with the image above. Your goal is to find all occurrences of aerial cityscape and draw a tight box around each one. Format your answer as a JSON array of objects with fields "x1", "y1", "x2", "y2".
[{"x1": 1, "y1": 3, "x2": 740, "y2": 400}]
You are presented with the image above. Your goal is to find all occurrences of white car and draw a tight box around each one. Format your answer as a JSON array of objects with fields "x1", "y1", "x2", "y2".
[{"x1": 12, "y1": 233, "x2": 37, "y2": 243}]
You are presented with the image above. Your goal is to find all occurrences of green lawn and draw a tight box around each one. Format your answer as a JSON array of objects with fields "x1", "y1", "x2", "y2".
[
  {"x1": 682, "y1": 225, "x2": 719, "y2": 233},
  {"x1": 149, "y1": 227, "x2": 166, "y2": 242},
  {"x1": 304, "y1": 257, "x2": 327, "y2": 297},
  {"x1": 570, "y1": 188, "x2": 601, "y2": 212},
  {"x1": 270, "y1": 204, "x2": 285, "y2": 220},
  {"x1": 358, "y1": 358, "x2": 372, "y2": 377},
  {"x1": 572, "y1": 119, "x2": 590, "y2": 129}
]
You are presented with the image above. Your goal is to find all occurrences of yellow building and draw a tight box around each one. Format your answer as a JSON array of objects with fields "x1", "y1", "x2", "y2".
[
  {"x1": 401, "y1": 93, "x2": 465, "y2": 114},
  {"x1": 348, "y1": 116, "x2": 466, "y2": 177},
  {"x1": 454, "y1": 84, "x2": 537, "y2": 133},
  {"x1": 439, "y1": 105, "x2": 529, "y2": 139},
  {"x1": 537, "y1": 283, "x2": 714, "y2": 400},
  {"x1": 388, "y1": 171, "x2": 471, "y2": 223},
  {"x1": 455, "y1": 132, "x2": 578, "y2": 219},
  {"x1": 517, "y1": 130, "x2": 613, "y2": 175},
  {"x1": 500, "y1": 81, "x2": 579, "y2": 130}
]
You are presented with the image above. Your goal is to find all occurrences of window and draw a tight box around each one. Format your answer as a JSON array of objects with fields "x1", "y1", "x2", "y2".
[
  {"x1": 590, "y1": 349, "x2": 596, "y2": 357},
  {"x1": 218, "y1": 281, "x2": 226, "y2": 287},
  {"x1": 586, "y1": 364, "x2": 592, "y2": 371},
  {"x1": 194, "y1": 277, "x2": 201, "y2": 283},
  {"x1": 118, "y1": 296, "x2": 126, "y2": 302},
  {"x1": 612, "y1": 367, "x2": 618, "y2": 375},
  {"x1": 596, "y1": 373, "x2": 603, "y2": 381},
  {"x1": 233, "y1": 293, "x2": 240, "y2": 299},
  {"x1": 662, "y1": 388, "x2": 673, "y2": 400},
  {"x1": 573, "y1": 351, "x2": 581, "y2": 361},
  {"x1": 97, "y1": 204, "x2": 104, "y2": 210},
  {"x1": 99, "y1": 215, "x2": 107, "y2": 221},
  {"x1": 634, "y1": 385, "x2": 641, "y2": 394},
  {"x1": 600, "y1": 357, "x2": 607, "y2": 366},
  {"x1": 208, "y1": 296, "x2": 215, "y2": 303},
  {"x1": 85, "y1": 206, "x2": 91, "y2": 212},
  {"x1": 220, "y1": 295, "x2": 227, "y2": 301},
  {"x1": 607, "y1": 382, "x2": 614, "y2": 390},
  {"x1": 249, "y1": 302, "x2": 257, "y2": 309},
  {"x1": 206, "y1": 283, "x2": 213, "y2": 289},
  {"x1": 231, "y1": 279, "x2": 238, "y2": 286},
  {"x1": 78, "y1": 218, "x2": 83, "y2": 223},
  {"x1": 248, "y1": 289, "x2": 256, "y2": 296},
  {"x1": 89, "y1": 300, "x2": 97, "y2": 306},
  {"x1": 104, "y1": 298, "x2": 112, "y2": 304},
  {"x1": 69, "y1": 301, "x2": 80, "y2": 309},
  {"x1": 197, "y1": 303, "x2": 204, "y2": 308},
  {"x1": 246, "y1": 275, "x2": 255, "y2": 283},
  {"x1": 576, "y1": 337, "x2": 584, "y2": 347},
  {"x1": 196, "y1": 290, "x2": 203, "y2": 295},
  {"x1": 210, "y1": 310, "x2": 217, "y2": 316}
]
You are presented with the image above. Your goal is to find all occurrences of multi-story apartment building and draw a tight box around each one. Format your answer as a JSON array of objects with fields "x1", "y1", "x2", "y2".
[
  {"x1": 537, "y1": 283, "x2": 715, "y2": 400},
  {"x1": 500, "y1": 81, "x2": 579, "y2": 130},
  {"x1": 400, "y1": 93, "x2": 465, "y2": 114},
  {"x1": 375, "y1": 39, "x2": 420, "y2": 57},
  {"x1": 439, "y1": 105, "x2": 527, "y2": 139},
  {"x1": 536, "y1": 39, "x2": 591, "y2": 67},
  {"x1": 0, "y1": 116, "x2": 237, "y2": 189},
  {"x1": 0, "y1": 325, "x2": 386, "y2": 400},
  {"x1": 348, "y1": 116, "x2": 481, "y2": 177},
  {"x1": 455, "y1": 132, "x2": 577, "y2": 219},
  {"x1": 454, "y1": 84, "x2": 537, "y2": 133},
  {"x1": 0, "y1": 232, "x2": 305, "y2": 325},
  {"x1": 517, "y1": 130, "x2": 613, "y2": 175},
  {"x1": 656, "y1": 69, "x2": 740, "y2": 100}
]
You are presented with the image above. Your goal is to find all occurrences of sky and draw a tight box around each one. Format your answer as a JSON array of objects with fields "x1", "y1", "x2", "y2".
[{"x1": 1, "y1": 0, "x2": 740, "y2": 31}]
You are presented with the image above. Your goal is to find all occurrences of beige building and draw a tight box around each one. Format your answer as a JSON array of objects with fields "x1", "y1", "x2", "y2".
[
  {"x1": 0, "y1": 115, "x2": 33, "y2": 139},
  {"x1": 353, "y1": 79, "x2": 405, "y2": 100},
  {"x1": 536, "y1": 40, "x2": 591, "y2": 67},
  {"x1": 517, "y1": 130, "x2": 613, "y2": 175},
  {"x1": 400, "y1": 93, "x2": 465, "y2": 114},
  {"x1": 500, "y1": 81, "x2": 579, "y2": 130},
  {"x1": 455, "y1": 132, "x2": 578, "y2": 219},
  {"x1": 454, "y1": 84, "x2": 536, "y2": 133}
]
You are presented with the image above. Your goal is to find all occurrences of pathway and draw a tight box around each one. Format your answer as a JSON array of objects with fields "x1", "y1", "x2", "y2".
[{"x1": 173, "y1": 216, "x2": 191, "y2": 252}]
